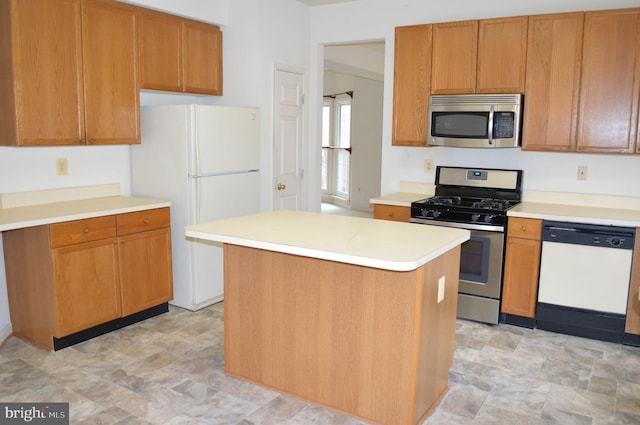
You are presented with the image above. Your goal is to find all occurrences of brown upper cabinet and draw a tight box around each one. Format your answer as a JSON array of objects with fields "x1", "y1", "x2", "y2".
[
  {"x1": 431, "y1": 16, "x2": 528, "y2": 94},
  {"x1": 523, "y1": 8, "x2": 640, "y2": 154},
  {"x1": 392, "y1": 24, "x2": 432, "y2": 146},
  {"x1": 577, "y1": 8, "x2": 640, "y2": 154},
  {"x1": 522, "y1": 12, "x2": 584, "y2": 152},
  {"x1": 0, "y1": 0, "x2": 140, "y2": 146},
  {"x1": 138, "y1": 11, "x2": 223, "y2": 95}
]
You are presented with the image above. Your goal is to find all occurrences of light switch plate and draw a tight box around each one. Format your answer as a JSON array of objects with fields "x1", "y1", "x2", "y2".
[{"x1": 437, "y1": 276, "x2": 445, "y2": 303}]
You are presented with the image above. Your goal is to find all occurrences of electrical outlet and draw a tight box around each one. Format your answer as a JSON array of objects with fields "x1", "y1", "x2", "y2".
[
  {"x1": 437, "y1": 276, "x2": 445, "y2": 303},
  {"x1": 56, "y1": 158, "x2": 68, "y2": 176},
  {"x1": 577, "y1": 165, "x2": 587, "y2": 181},
  {"x1": 424, "y1": 159, "x2": 434, "y2": 174}
]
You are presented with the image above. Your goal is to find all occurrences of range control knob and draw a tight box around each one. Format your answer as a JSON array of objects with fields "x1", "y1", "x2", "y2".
[
  {"x1": 471, "y1": 213, "x2": 481, "y2": 222},
  {"x1": 610, "y1": 237, "x2": 621, "y2": 247},
  {"x1": 483, "y1": 214, "x2": 495, "y2": 223}
]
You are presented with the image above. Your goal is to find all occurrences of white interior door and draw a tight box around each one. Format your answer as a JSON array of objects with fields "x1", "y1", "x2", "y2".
[{"x1": 273, "y1": 67, "x2": 304, "y2": 210}]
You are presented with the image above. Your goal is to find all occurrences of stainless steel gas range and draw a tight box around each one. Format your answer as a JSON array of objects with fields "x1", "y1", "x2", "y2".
[{"x1": 410, "y1": 166, "x2": 523, "y2": 324}]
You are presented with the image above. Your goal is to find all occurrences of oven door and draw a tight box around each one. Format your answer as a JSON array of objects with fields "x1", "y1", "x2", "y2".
[
  {"x1": 458, "y1": 229, "x2": 505, "y2": 299},
  {"x1": 418, "y1": 220, "x2": 505, "y2": 298}
]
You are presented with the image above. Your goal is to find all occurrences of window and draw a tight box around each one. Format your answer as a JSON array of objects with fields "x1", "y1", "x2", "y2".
[{"x1": 321, "y1": 94, "x2": 352, "y2": 203}]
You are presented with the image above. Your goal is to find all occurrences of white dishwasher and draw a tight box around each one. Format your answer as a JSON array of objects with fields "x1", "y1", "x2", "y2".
[{"x1": 536, "y1": 221, "x2": 635, "y2": 343}]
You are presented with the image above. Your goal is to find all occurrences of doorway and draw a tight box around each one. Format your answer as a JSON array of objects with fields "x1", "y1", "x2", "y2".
[{"x1": 321, "y1": 41, "x2": 384, "y2": 217}]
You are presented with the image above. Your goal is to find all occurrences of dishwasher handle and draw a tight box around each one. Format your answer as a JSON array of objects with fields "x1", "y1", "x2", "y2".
[{"x1": 542, "y1": 220, "x2": 635, "y2": 249}]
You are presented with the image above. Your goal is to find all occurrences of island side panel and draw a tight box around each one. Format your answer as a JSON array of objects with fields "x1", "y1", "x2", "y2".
[
  {"x1": 223, "y1": 244, "x2": 460, "y2": 425},
  {"x1": 412, "y1": 245, "x2": 461, "y2": 424}
]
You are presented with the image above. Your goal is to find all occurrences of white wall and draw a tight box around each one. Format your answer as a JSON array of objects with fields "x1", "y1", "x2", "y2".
[
  {"x1": 0, "y1": 0, "x2": 310, "y2": 344},
  {"x1": 306, "y1": 0, "x2": 640, "y2": 210}
]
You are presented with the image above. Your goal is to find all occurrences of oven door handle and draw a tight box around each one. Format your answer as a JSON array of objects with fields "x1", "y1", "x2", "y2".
[
  {"x1": 410, "y1": 217, "x2": 504, "y2": 232},
  {"x1": 487, "y1": 105, "x2": 495, "y2": 145}
]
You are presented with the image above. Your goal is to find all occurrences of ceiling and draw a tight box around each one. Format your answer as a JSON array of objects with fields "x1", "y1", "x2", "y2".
[{"x1": 297, "y1": 0, "x2": 361, "y2": 5}]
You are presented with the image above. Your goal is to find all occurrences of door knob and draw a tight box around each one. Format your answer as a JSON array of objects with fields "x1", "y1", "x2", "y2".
[{"x1": 276, "y1": 183, "x2": 286, "y2": 190}]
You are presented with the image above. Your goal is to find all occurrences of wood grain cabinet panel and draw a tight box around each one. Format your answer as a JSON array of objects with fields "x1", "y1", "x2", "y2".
[
  {"x1": 183, "y1": 20, "x2": 223, "y2": 95},
  {"x1": 392, "y1": 24, "x2": 432, "y2": 146},
  {"x1": 52, "y1": 238, "x2": 122, "y2": 336},
  {"x1": 0, "y1": 0, "x2": 139, "y2": 146},
  {"x1": 476, "y1": 16, "x2": 528, "y2": 93},
  {"x1": 0, "y1": 0, "x2": 85, "y2": 146},
  {"x1": 431, "y1": 17, "x2": 527, "y2": 94},
  {"x1": 373, "y1": 204, "x2": 411, "y2": 222},
  {"x1": 119, "y1": 227, "x2": 173, "y2": 316},
  {"x1": 625, "y1": 229, "x2": 640, "y2": 335},
  {"x1": 82, "y1": 0, "x2": 139, "y2": 145},
  {"x1": 431, "y1": 20, "x2": 478, "y2": 94},
  {"x1": 577, "y1": 8, "x2": 640, "y2": 153},
  {"x1": 137, "y1": 11, "x2": 223, "y2": 95},
  {"x1": 137, "y1": 10, "x2": 183, "y2": 92},
  {"x1": 522, "y1": 12, "x2": 584, "y2": 151},
  {"x1": 3, "y1": 207, "x2": 173, "y2": 350},
  {"x1": 501, "y1": 218, "x2": 542, "y2": 318}
]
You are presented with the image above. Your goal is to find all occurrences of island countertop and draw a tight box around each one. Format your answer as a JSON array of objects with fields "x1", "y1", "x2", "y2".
[{"x1": 185, "y1": 210, "x2": 469, "y2": 272}]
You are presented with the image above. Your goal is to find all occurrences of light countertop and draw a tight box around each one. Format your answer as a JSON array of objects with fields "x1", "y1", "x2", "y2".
[
  {"x1": 508, "y1": 202, "x2": 640, "y2": 228},
  {"x1": 369, "y1": 192, "x2": 430, "y2": 207},
  {"x1": 0, "y1": 185, "x2": 170, "y2": 232},
  {"x1": 185, "y1": 210, "x2": 469, "y2": 272}
]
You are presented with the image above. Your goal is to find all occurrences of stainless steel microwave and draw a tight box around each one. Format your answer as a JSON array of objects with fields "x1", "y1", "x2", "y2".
[{"x1": 428, "y1": 93, "x2": 523, "y2": 148}]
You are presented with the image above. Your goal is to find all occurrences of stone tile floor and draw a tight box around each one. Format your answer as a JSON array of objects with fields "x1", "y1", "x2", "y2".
[{"x1": 0, "y1": 303, "x2": 639, "y2": 424}]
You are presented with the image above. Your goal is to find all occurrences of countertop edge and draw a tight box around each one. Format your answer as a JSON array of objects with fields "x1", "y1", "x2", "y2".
[
  {"x1": 0, "y1": 197, "x2": 171, "y2": 232},
  {"x1": 369, "y1": 192, "x2": 431, "y2": 207},
  {"x1": 185, "y1": 227, "x2": 469, "y2": 272},
  {"x1": 508, "y1": 202, "x2": 640, "y2": 228}
]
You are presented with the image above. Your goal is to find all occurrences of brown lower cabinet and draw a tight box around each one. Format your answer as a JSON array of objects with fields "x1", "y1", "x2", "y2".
[
  {"x1": 373, "y1": 204, "x2": 411, "y2": 222},
  {"x1": 625, "y1": 230, "x2": 640, "y2": 336},
  {"x1": 3, "y1": 208, "x2": 173, "y2": 350},
  {"x1": 501, "y1": 217, "x2": 542, "y2": 318}
]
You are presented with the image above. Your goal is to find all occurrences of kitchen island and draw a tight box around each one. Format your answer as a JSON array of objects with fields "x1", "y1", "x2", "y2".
[{"x1": 185, "y1": 210, "x2": 469, "y2": 425}]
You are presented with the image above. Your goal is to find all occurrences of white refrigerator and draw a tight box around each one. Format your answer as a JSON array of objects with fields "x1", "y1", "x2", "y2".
[{"x1": 131, "y1": 104, "x2": 260, "y2": 311}]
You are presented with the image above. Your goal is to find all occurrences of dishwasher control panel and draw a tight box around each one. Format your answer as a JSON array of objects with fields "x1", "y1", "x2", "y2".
[{"x1": 542, "y1": 221, "x2": 635, "y2": 249}]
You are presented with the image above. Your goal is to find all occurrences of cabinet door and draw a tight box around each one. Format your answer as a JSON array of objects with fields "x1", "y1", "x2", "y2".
[
  {"x1": 625, "y1": 229, "x2": 640, "y2": 335},
  {"x1": 577, "y1": 8, "x2": 640, "y2": 153},
  {"x1": 392, "y1": 24, "x2": 432, "y2": 146},
  {"x1": 0, "y1": 0, "x2": 85, "y2": 146},
  {"x1": 431, "y1": 20, "x2": 478, "y2": 94},
  {"x1": 138, "y1": 10, "x2": 182, "y2": 92},
  {"x1": 81, "y1": 0, "x2": 140, "y2": 145},
  {"x1": 53, "y1": 238, "x2": 121, "y2": 336},
  {"x1": 476, "y1": 16, "x2": 528, "y2": 93},
  {"x1": 118, "y1": 228, "x2": 173, "y2": 316},
  {"x1": 373, "y1": 204, "x2": 411, "y2": 222},
  {"x1": 501, "y1": 237, "x2": 541, "y2": 318},
  {"x1": 183, "y1": 21, "x2": 223, "y2": 95},
  {"x1": 522, "y1": 13, "x2": 584, "y2": 151}
]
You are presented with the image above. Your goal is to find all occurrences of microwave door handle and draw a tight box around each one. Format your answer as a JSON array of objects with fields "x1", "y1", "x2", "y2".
[{"x1": 487, "y1": 105, "x2": 494, "y2": 145}]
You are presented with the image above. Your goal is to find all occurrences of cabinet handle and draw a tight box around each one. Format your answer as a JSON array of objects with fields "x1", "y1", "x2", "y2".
[{"x1": 83, "y1": 228, "x2": 90, "y2": 234}]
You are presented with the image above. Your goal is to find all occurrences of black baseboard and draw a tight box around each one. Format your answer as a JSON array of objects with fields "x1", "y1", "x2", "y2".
[
  {"x1": 52, "y1": 303, "x2": 169, "y2": 351},
  {"x1": 623, "y1": 332, "x2": 640, "y2": 347},
  {"x1": 499, "y1": 313, "x2": 535, "y2": 329},
  {"x1": 536, "y1": 303, "x2": 626, "y2": 344}
]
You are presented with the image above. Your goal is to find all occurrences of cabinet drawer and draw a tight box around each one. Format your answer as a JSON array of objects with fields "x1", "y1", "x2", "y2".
[
  {"x1": 117, "y1": 208, "x2": 170, "y2": 236},
  {"x1": 373, "y1": 205, "x2": 410, "y2": 222},
  {"x1": 507, "y1": 217, "x2": 542, "y2": 240},
  {"x1": 50, "y1": 216, "x2": 117, "y2": 248}
]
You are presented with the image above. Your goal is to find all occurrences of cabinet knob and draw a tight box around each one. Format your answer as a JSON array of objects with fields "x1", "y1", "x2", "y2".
[
  {"x1": 143, "y1": 219, "x2": 149, "y2": 224},
  {"x1": 88, "y1": 138, "x2": 95, "y2": 145},
  {"x1": 83, "y1": 228, "x2": 90, "y2": 234},
  {"x1": 521, "y1": 226, "x2": 527, "y2": 231}
]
